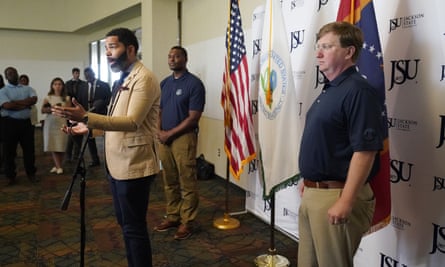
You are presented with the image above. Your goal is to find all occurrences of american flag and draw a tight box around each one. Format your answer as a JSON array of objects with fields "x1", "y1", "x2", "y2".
[{"x1": 221, "y1": 0, "x2": 256, "y2": 180}]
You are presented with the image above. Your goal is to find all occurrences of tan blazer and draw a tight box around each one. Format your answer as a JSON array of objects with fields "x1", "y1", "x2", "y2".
[{"x1": 87, "y1": 61, "x2": 161, "y2": 180}]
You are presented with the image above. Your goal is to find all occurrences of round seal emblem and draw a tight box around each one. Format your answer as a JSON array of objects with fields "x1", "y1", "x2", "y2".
[{"x1": 259, "y1": 50, "x2": 288, "y2": 120}]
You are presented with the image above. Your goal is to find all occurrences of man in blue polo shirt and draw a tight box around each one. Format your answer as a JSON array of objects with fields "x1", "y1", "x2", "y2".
[
  {"x1": 155, "y1": 46, "x2": 206, "y2": 240},
  {"x1": 0, "y1": 67, "x2": 38, "y2": 185},
  {"x1": 298, "y1": 22, "x2": 384, "y2": 267}
]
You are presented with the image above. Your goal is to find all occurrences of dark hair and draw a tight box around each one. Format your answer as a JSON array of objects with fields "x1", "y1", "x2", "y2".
[
  {"x1": 317, "y1": 21, "x2": 363, "y2": 62},
  {"x1": 84, "y1": 67, "x2": 94, "y2": 74},
  {"x1": 19, "y1": 74, "x2": 29, "y2": 85},
  {"x1": 48, "y1": 77, "x2": 66, "y2": 98},
  {"x1": 106, "y1": 28, "x2": 139, "y2": 53},
  {"x1": 0, "y1": 74, "x2": 5, "y2": 88},
  {"x1": 4, "y1": 66, "x2": 16, "y2": 77},
  {"x1": 72, "y1": 67, "x2": 80, "y2": 73},
  {"x1": 171, "y1": 46, "x2": 188, "y2": 60}
]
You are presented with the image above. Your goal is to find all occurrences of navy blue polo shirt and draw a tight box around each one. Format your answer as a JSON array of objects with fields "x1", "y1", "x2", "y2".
[
  {"x1": 298, "y1": 67, "x2": 384, "y2": 182},
  {"x1": 160, "y1": 71, "x2": 205, "y2": 131}
]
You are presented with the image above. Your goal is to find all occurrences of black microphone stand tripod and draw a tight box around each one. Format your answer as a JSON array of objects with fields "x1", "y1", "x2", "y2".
[{"x1": 60, "y1": 129, "x2": 91, "y2": 267}]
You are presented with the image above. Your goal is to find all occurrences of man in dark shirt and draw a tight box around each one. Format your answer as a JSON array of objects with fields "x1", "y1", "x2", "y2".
[
  {"x1": 154, "y1": 46, "x2": 206, "y2": 240},
  {"x1": 298, "y1": 22, "x2": 384, "y2": 267},
  {"x1": 0, "y1": 74, "x2": 4, "y2": 174},
  {"x1": 82, "y1": 67, "x2": 111, "y2": 167},
  {"x1": 65, "y1": 67, "x2": 87, "y2": 161}
]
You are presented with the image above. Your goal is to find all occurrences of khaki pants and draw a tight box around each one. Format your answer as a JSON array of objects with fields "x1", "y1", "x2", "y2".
[
  {"x1": 158, "y1": 132, "x2": 199, "y2": 225},
  {"x1": 298, "y1": 183, "x2": 375, "y2": 267}
]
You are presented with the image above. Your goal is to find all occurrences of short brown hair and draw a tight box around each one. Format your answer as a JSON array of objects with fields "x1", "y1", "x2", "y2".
[{"x1": 317, "y1": 21, "x2": 363, "y2": 62}]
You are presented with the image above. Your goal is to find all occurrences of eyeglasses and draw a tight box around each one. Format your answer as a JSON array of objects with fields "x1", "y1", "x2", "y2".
[{"x1": 315, "y1": 43, "x2": 336, "y2": 51}]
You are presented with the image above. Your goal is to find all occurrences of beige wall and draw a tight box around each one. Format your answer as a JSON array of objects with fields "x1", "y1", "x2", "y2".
[
  {"x1": 0, "y1": 0, "x2": 140, "y2": 32},
  {"x1": 0, "y1": 30, "x2": 86, "y2": 63},
  {"x1": 182, "y1": 0, "x2": 263, "y2": 180},
  {"x1": 0, "y1": 0, "x2": 264, "y2": 180},
  {"x1": 182, "y1": 0, "x2": 263, "y2": 44},
  {"x1": 141, "y1": 0, "x2": 179, "y2": 78}
]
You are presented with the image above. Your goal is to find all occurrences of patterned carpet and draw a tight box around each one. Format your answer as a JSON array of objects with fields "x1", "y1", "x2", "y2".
[{"x1": 0, "y1": 127, "x2": 298, "y2": 267}]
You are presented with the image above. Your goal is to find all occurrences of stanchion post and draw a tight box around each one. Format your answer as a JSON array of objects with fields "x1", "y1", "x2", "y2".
[
  {"x1": 254, "y1": 192, "x2": 290, "y2": 267},
  {"x1": 213, "y1": 158, "x2": 240, "y2": 230}
]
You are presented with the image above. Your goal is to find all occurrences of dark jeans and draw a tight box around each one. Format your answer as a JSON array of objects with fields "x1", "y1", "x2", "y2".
[
  {"x1": 108, "y1": 173, "x2": 155, "y2": 267},
  {"x1": 0, "y1": 116, "x2": 3, "y2": 172},
  {"x1": 2, "y1": 117, "x2": 36, "y2": 178},
  {"x1": 66, "y1": 134, "x2": 83, "y2": 160}
]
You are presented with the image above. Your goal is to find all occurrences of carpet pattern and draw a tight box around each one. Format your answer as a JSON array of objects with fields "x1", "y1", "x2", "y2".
[{"x1": 0, "y1": 128, "x2": 298, "y2": 267}]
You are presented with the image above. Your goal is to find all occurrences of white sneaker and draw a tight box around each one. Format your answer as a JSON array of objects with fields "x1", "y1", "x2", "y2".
[
  {"x1": 56, "y1": 168, "x2": 63, "y2": 174},
  {"x1": 50, "y1": 167, "x2": 57, "y2": 173}
]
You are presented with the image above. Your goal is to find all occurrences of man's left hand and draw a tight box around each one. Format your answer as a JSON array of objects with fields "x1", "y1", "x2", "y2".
[
  {"x1": 328, "y1": 199, "x2": 352, "y2": 225},
  {"x1": 62, "y1": 122, "x2": 89, "y2": 136},
  {"x1": 52, "y1": 98, "x2": 86, "y2": 122}
]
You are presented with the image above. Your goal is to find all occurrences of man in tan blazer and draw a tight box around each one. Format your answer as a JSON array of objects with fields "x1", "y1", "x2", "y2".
[{"x1": 52, "y1": 28, "x2": 160, "y2": 267}]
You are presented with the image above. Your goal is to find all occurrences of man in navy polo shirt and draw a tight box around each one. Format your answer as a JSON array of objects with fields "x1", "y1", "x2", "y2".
[
  {"x1": 298, "y1": 22, "x2": 384, "y2": 267},
  {"x1": 155, "y1": 46, "x2": 206, "y2": 240}
]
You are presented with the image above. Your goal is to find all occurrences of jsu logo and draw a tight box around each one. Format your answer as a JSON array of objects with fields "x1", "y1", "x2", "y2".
[
  {"x1": 389, "y1": 18, "x2": 402, "y2": 33},
  {"x1": 317, "y1": 0, "x2": 329, "y2": 12},
  {"x1": 389, "y1": 14, "x2": 424, "y2": 33},
  {"x1": 430, "y1": 223, "x2": 445, "y2": 254},
  {"x1": 314, "y1": 66, "x2": 325, "y2": 89},
  {"x1": 290, "y1": 0, "x2": 304, "y2": 10},
  {"x1": 388, "y1": 59, "x2": 420, "y2": 90},
  {"x1": 290, "y1": 29, "x2": 305, "y2": 53},
  {"x1": 263, "y1": 198, "x2": 272, "y2": 212},
  {"x1": 390, "y1": 159, "x2": 413, "y2": 183},
  {"x1": 253, "y1": 39, "x2": 261, "y2": 56},
  {"x1": 251, "y1": 99, "x2": 258, "y2": 115},
  {"x1": 387, "y1": 117, "x2": 417, "y2": 131},
  {"x1": 283, "y1": 208, "x2": 297, "y2": 217},
  {"x1": 435, "y1": 115, "x2": 445, "y2": 148},
  {"x1": 380, "y1": 253, "x2": 407, "y2": 267},
  {"x1": 440, "y1": 65, "x2": 445, "y2": 81},
  {"x1": 433, "y1": 176, "x2": 445, "y2": 191},
  {"x1": 248, "y1": 158, "x2": 259, "y2": 174}
]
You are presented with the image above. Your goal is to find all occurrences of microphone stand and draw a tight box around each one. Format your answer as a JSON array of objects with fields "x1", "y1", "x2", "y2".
[{"x1": 60, "y1": 129, "x2": 90, "y2": 267}]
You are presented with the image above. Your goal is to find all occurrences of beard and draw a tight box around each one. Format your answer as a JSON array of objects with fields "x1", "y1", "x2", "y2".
[{"x1": 109, "y1": 51, "x2": 128, "y2": 73}]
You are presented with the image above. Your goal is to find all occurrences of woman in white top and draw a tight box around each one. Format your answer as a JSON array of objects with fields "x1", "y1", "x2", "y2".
[{"x1": 41, "y1": 77, "x2": 70, "y2": 174}]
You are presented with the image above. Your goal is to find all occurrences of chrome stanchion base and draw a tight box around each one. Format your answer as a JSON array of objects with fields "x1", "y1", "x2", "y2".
[{"x1": 254, "y1": 249, "x2": 290, "y2": 267}]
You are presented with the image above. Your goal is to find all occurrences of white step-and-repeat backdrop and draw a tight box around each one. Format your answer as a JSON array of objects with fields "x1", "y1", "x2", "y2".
[{"x1": 241, "y1": 0, "x2": 445, "y2": 266}]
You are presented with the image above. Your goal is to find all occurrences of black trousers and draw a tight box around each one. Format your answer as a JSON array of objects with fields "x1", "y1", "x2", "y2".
[
  {"x1": 87, "y1": 136, "x2": 100, "y2": 163},
  {"x1": 65, "y1": 134, "x2": 83, "y2": 160},
  {"x1": 109, "y1": 174, "x2": 155, "y2": 267},
  {"x1": 0, "y1": 116, "x2": 3, "y2": 171},
  {"x1": 2, "y1": 117, "x2": 36, "y2": 178}
]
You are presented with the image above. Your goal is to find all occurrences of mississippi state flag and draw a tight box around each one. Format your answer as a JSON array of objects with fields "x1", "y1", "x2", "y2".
[{"x1": 337, "y1": 0, "x2": 391, "y2": 231}]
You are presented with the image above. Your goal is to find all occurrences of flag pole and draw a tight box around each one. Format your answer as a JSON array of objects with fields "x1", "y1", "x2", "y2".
[
  {"x1": 255, "y1": 1, "x2": 289, "y2": 265},
  {"x1": 254, "y1": 191, "x2": 290, "y2": 267},
  {"x1": 213, "y1": 0, "x2": 241, "y2": 230},
  {"x1": 213, "y1": 158, "x2": 240, "y2": 230}
]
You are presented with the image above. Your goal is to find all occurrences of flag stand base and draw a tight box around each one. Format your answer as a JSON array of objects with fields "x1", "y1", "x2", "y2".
[
  {"x1": 213, "y1": 213, "x2": 240, "y2": 230},
  {"x1": 254, "y1": 249, "x2": 290, "y2": 267}
]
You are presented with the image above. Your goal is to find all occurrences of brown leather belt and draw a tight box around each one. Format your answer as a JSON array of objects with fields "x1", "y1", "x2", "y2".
[{"x1": 304, "y1": 179, "x2": 345, "y2": 189}]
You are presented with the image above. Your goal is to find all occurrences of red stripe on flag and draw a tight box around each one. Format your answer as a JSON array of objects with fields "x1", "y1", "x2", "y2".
[
  {"x1": 337, "y1": 0, "x2": 391, "y2": 231},
  {"x1": 221, "y1": 0, "x2": 256, "y2": 179}
]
